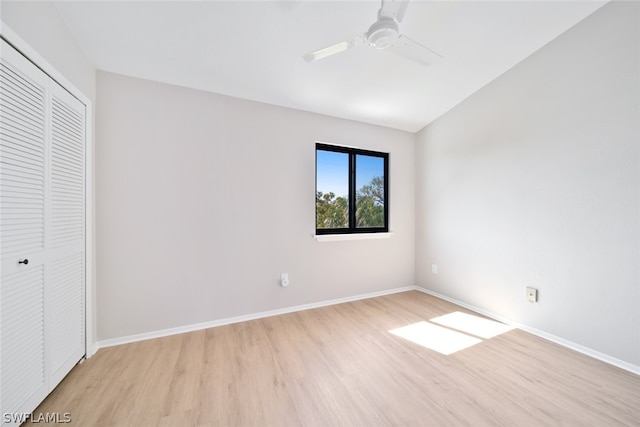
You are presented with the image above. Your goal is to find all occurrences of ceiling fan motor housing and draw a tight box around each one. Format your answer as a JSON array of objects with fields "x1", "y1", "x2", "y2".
[{"x1": 367, "y1": 18, "x2": 400, "y2": 49}]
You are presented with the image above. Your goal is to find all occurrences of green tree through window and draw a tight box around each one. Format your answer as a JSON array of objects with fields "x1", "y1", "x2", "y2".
[
  {"x1": 316, "y1": 191, "x2": 348, "y2": 229},
  {"x1": 356, "y1": 175, "x2": 385, "y2": 227}
]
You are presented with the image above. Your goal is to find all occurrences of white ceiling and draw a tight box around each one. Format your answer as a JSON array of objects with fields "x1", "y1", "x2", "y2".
[{"x1": 53, "y1": 0, "x2": 607, "y2": 132}]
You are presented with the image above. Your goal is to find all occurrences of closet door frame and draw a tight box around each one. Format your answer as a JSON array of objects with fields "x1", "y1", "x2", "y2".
[{"x1": 1, "y1": 22, "x2": 95, "y2": 359}]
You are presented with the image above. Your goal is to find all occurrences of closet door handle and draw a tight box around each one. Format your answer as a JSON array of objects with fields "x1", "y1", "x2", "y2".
[{"x1": 18, "y1": 259, "x2": 29, "y2": 265}]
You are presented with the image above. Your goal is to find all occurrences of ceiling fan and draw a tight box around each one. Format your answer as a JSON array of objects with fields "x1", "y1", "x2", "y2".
[{"x1": 303, "y1": 0, "x2": 442, "y2": 66}]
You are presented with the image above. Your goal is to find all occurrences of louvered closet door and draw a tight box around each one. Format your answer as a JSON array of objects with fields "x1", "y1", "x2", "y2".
[
  {"x1": 0, "y1": 38, "x2": 50, "y2": 419},
  {"x1": 48, "y1": 82, "x2": 85, "y2": 387},
  {"x1": 1, "y1": 38, "x2": 86, "y2": 424}
]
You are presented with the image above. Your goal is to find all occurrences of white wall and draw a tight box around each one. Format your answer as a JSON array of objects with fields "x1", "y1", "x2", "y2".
[
  {"x1": 416, "y1": 1, "x2": 639, "y2": 367},
  {"x1": 96, "y1": 72, "x2": 415, "y2": 341}
]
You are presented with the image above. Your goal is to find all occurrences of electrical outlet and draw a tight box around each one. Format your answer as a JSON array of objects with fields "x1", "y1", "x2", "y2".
[
  {"x1": 526, "y1": 287, "x2": 538, "y2": 302},
  {"x1": 431, "y1": 264, "x2": 438, "y2": 274},
  {"x1": 280, "y1": 273, "x2": 289, "y2": 287}
]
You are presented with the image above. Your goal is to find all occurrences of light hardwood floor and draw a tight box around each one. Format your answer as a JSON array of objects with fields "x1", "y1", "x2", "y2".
[{"x1": 27, "y1": 291, "x2": 639, "y2": 426}]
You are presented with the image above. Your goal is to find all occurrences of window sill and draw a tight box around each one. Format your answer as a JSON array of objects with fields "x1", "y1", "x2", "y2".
[{"x1": 314, "y1": 232, "x2": 393, "y2": 242}]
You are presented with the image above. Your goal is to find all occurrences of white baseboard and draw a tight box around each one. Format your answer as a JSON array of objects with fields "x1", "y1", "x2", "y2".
[
  {"x1": 415, "y1": 287, "x2": 640, "y2": 376},
  {"x1": 96, "y1": 286, "x2": 416, "y2": 350}
]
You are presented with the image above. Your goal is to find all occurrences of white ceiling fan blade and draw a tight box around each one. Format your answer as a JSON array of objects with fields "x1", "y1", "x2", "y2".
[
  {"x1": 387, "y1": 34, "x2": 443, "y2": 66},
  {"x1": 304, "y1": 34, "x2": 367, "y2": 62},
  {"x1": 379, "y1": 0, "x2": 410, "y2": 23}
]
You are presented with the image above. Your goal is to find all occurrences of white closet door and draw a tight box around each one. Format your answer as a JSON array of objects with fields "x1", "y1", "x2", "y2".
[
  {"x1": 0, "y1": 38, "x2": 50, "y2": 419},
  {"x1": 1, "y1": 38, "x2": 86, "y2": 424},
  {"x1": 48, "y1": 82, "x2": 85, "y2": 386}
]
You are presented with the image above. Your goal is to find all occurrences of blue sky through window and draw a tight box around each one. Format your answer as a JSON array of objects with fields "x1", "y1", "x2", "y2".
[
  {"x1": 317, "y1": 149, "x2": 384, "y2": 198},
  {"x1": 316, "y1": 150, "x2": 348, "y2": 198}
]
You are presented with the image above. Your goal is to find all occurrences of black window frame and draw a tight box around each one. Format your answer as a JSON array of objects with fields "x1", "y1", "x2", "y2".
[{"x1": 315, "y1": 143, "x2": 389, "y2": 235}]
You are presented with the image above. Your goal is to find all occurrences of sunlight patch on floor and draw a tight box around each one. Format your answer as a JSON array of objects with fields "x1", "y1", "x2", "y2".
[
  {"x1": 389, "y1": 321, "x2": 482, "y2": 355},
  {"x1": 389, "y1": 312, "x2": 514, "y2": 355},
  {"x1": 430, "y1": 311, "x2": 514, "y2": 339}
]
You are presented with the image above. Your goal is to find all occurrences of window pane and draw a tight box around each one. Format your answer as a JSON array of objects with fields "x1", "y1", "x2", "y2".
[
  {"x1": 355, "y1": 154, "x2": 385, "y2": 228},
  {"x1": 316, "y1": 150, "x2": 349, "y2": 229}
]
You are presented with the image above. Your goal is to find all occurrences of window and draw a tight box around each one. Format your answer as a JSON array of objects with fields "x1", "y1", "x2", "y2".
[{"x1": 316, "y1": 143, "x2": 389, "y2": 235}]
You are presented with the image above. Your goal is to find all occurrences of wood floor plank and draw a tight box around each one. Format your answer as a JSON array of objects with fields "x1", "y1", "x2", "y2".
[{"x1": 25, "y1": 291, "x2": 640, "y2": 426}]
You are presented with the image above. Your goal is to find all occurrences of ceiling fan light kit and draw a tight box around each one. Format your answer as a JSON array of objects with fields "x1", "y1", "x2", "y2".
[{"x1": 304, "y1": 0, "x2": 442, "y2": 66}]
